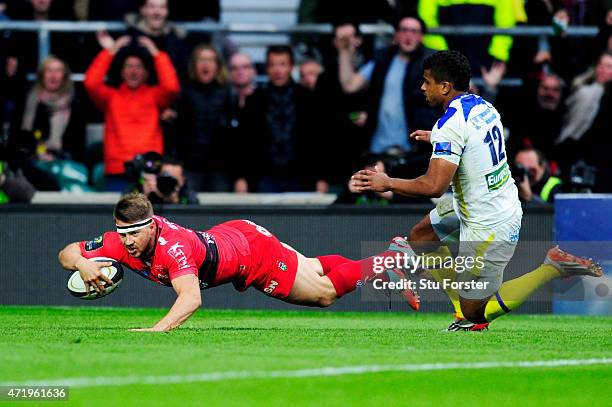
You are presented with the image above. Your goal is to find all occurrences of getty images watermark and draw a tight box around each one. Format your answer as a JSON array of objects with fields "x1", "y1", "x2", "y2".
[
  {"x1": 371, "y1": 252, "x2": 489, "y2": 291},
  {"x1": 359, "y1": 240, "x2": 611, "y2": 304}
]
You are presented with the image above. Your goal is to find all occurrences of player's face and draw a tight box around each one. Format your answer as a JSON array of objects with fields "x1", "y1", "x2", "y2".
[
  {"x1": 421, "y1": 69, "x2": 446, "y2": 107},
  {"x1": 117, "y1": 221, "x2": 156, "y2": 258}
]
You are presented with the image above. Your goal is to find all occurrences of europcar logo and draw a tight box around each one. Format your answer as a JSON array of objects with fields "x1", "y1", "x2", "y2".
[{"x1": 485, "y1": 163, "x2": 510, "y2": 191}]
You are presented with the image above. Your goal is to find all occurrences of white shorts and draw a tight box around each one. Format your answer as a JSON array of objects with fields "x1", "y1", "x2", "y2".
[
  {"x1": 429, "y1": 195, "x2": 460, "y2": 244},
  {"x1": 456, "y1": 211, "x2": 522, "y2": 300}
]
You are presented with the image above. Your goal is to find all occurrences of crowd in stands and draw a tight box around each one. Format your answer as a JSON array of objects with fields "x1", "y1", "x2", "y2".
[{"x1": 0, "y1": 0, "x2": 611, "y2": 204}]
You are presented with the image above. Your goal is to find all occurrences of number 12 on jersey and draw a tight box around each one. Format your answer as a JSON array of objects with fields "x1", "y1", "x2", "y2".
[{"x1": 484, "y1": 125, "x2": 505, "y2": 166}]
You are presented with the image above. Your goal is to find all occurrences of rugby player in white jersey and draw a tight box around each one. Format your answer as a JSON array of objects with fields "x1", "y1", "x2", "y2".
[{"x1": 352, "y1": 51, "x2": 602, "y2": 330}]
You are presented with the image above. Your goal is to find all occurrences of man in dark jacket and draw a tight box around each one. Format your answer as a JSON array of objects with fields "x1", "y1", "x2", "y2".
[
  {"x1": 337, "y1": 14, "x2": 438, "y2": 177},
  {"x1": 238, "y1": 45, "x2": 324, "y2": 193}
]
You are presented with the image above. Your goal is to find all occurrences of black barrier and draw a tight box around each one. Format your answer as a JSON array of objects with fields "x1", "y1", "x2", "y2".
[{"x1": 0, "y1": 205, "x2": 553, "y2": 313}]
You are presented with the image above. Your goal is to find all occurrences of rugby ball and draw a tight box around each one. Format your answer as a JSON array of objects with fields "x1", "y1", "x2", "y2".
[{"x1": 67, "y1": 257, "x2": 124, "y2": 300}]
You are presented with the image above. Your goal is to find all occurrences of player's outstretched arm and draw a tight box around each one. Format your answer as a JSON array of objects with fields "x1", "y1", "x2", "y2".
[
  {"x1": 131, "y1": 274, "x2": 202, "y2": 332},
  {"x1": 351, "y1": 159, "x2": 457, "y2": 198},
  {"x1": 58, "y1": 243, "x2": 114, "y2": 294}
]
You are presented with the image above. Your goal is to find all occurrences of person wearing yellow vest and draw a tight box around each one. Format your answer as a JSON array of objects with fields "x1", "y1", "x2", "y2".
[
  {"x1": 418, "y1": 0, "x2": 516, "y2": 73},
  {"x1": 514, "y1": 147, "x2": 562, "y2": 203}
]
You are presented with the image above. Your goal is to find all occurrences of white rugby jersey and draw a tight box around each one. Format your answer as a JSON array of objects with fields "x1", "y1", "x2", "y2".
[{"x1": 430, "y1": 94, "x2": 521, "y2": 228}]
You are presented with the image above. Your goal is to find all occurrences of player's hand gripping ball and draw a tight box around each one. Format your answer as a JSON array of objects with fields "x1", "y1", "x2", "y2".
[{"x1": 67, "y1": 257, "x2": 124, "y2": 300}]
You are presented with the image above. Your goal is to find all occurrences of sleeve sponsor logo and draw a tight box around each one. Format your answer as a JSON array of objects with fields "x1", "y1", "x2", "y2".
[
  {"x1": 84, "y1": 235, "x2": 104, "y2": 251},
  {"x1": 434, "y1": 142, "x2": 453, "y2": 156}
]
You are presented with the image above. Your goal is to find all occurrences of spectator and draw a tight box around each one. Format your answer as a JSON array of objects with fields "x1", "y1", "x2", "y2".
[
  {"x1": 297, "y1": 0, "x2": 398, "y2": 65},
  {"x1": 418, "y1": 0, "x2": 516, "y2": 75},
  {"x1": 173, "y1": 44, "x2": 234, "y2": 192},
  {"x1": 514, "y1": 147, "x2": 562, "y2": 204},
  {"x1": 299, "y1": 59, "x2": 323, "y2": 90},
  {"x1": 124, "y1": 155, "x2": 198, "y2": 204},
  {"x1": 12, "y1": 56, "x2": 86, "y2": 163},
  {"x1": 0, "y1": 51, "x2": 28, "y2": 141},
  {"x1": 557, "y1": 51, "x2": 612, "y2": 146},
  {"x1": 5, "y1": 0, "x2": 80, "y2": 73},
  {"x1": 316, "y1": 21, "x2": 370, "y2": 190},
  {"x1": 7, "y1": 56, "x2": 89, "y2": 191},
  {"x1": 228, "y1": 52, "x2": 257, "y2": 109},
  {"x1": 124, "y1": 0, "x2": 189, "y2": 81},
  {"x1": 334, "y1": 153, "x2": 393, "y2": 205},
  {"x1": 556, "y1": 50, "x2": 612, "y2": 191},
  {"x1": 507, "y1": 73, "x2": 566, "y2": 158},
  {"x1": 84, "y1": 32, "x2": 180, "y2": 191},
  {"x1": 238, "y1": 45, "x2": 325, "y2": 193},
  {"x1": 337, "y1": 14, "x2": 438, "y2": 175}
]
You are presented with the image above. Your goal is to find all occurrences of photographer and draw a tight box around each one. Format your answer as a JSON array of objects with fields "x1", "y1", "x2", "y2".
[
  {"x1": 513, "y1": 148, "x2": 562, "y2": 204},
  {"x1": 124, "y1": 153, "x2": 197, "y2": 205}
]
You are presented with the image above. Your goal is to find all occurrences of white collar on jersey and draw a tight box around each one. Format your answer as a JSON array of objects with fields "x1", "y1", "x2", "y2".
[{"x1": 116, "y1": 218, "x2": 153, "y2": 234}]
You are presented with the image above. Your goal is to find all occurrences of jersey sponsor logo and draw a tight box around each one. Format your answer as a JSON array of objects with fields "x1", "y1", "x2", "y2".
[
  {"x1": 167, "y1": 242, "x2": 191, "y2": 271},
  {"x1": 84, "y1": 235, "x2": 103, "y2": 251},
  {"x1": 485, "y1": 163, "x2": 510, "y2": 192},
  {"x1": 264, "y1": 280, "x2": 278, "y2": 294},
  {"x1": 433, "y1": 142, "x2": 452, "y2": 156}
]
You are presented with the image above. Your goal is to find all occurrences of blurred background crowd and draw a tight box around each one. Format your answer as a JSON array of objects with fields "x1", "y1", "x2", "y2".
[{"x1": 0, "y1": 0, "x2": 610, "y2": 205}]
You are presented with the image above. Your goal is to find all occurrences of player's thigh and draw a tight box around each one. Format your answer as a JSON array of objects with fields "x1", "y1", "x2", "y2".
[
  {"x1": 286, "y1": 251, "x2": 336, "y2": 306},
  {"x1": 409, "y1": 214, "x2": 439, "y2": 242},
  {"x1": 429, "y1": 196, "x2": 461, "y2": 244},
  {"x1": 457, "y1": 220, "x2": 519, "y2": 301}
]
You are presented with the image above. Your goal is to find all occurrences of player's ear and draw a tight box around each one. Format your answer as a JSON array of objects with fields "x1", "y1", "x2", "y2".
[{"x1": 441, "y1": 81, "x2": 452, "y2": 95}]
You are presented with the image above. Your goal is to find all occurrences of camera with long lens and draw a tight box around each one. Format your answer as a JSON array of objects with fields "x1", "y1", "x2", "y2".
[
  {"x1": 124, "y1": 152, "x2": 179, "y2": 199},
  {"x1": 510, "y1": 162, "x2": 529, "y2": 181},
  {"x1": 569, "y1": 160, "x2": 597, "y2": 193},
  {"x1": 156, "y1": 171, "x2": 179, "y2": 197}
]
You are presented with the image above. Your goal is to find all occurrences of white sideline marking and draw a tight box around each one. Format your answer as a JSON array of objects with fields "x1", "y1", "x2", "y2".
[{"x1": 2, "y1": 358, "x2": 611, "y2": 389}]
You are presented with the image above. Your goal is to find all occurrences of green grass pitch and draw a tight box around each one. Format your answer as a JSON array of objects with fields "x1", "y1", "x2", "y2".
[{"x1": 0, "y1": 306, "x2": 611, "y2": 406}]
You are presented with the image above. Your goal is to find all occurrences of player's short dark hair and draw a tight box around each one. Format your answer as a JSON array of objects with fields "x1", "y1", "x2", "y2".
[
  {"x1": 114, "y1": 192, "x2": 154, "y2": 223},
  {"x1": 266, "y1": 45, "x2": 295, "y2": 66},
  {"x1": 394, "y1": 14, "x2": 427, "y2": 34},
  {"x1": 423, "y1": 50, "x2": 471, "y2": 92}
]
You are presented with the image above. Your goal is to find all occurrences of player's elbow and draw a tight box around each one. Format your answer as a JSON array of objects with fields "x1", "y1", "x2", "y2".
[{"x1": 428, "y1": 184, "x2": 447, "y2": 198}]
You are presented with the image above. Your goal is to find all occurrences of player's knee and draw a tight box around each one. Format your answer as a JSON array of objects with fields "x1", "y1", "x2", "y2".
[{"x1": 409, "y1": 218, "x2": 432, "y2": 241}]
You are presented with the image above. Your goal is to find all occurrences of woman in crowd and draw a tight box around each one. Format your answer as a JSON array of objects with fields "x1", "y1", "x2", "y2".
[
  {"x1": 10, "y1": 56, "x2": 86, "y2": 190},
  {"x1": 173, "y1": 45, "x2": 235, "y2": 192}
]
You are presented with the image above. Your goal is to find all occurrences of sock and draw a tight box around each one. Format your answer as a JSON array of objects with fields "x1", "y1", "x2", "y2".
[
  {"x1": 316, "y1": 255, "x2": 352, "y2": 275},
  {"x1": 417, "y1": 246, "x2": 464, "y2": 318},
  {"x1": 326, "y1": 251, "x2": 398, "y2": 298},
  {"x1": 485, "y1": 264, "x2": 560, "y2": 322}
]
